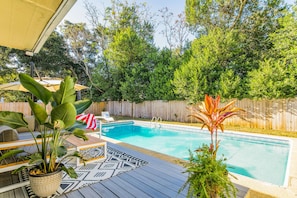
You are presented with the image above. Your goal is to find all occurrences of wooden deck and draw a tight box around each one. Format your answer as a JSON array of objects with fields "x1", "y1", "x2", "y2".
[{"x1": 0, "y1": 142, "x2": 249, "y2": 198}]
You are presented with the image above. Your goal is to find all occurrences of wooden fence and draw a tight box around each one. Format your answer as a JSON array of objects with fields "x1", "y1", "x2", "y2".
[
  {"x1": 0, "y1": 102, "x2": 106, "y2": 116},
  {"x1": 1, "y1": 99, "x2": 297, "y2": 132},
  {"x1": 105, "y1": 99, "x2": 297, "y2": 132}
]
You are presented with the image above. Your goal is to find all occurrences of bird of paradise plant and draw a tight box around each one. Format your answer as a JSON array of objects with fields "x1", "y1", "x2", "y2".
[{"x1": 189, "y1": 94, "x2": 244, "y2": 158}]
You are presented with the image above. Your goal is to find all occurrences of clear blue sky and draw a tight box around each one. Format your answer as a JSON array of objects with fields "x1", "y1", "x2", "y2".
[{"x1": 62, "y1": 0, "x2": 296, "y2": 47}]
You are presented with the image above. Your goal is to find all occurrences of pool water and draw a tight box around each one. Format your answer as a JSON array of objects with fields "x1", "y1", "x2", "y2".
[{"x1": 101, "y1": 122, "x2": 290, "y2": 186}]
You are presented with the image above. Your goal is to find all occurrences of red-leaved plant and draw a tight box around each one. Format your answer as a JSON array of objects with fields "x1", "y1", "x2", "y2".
[{"x1": 189, "y1": 95, "x2": 244, "y2": 158}]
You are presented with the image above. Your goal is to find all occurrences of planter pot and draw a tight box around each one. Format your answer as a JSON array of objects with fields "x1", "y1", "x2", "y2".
[{"x1": 29, "y1": 169, "x2": 62, "y2": 197}]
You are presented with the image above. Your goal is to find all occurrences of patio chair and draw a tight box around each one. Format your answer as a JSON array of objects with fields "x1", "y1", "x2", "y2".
[
  {"x1": 95, "y1": 111, "x2": 115, "y2": 122},
  {"x1": 0, "y1": 126, "x2": 40, "y2": 165},
  {"x1": 0, "y1": 126, "x2": 19, "y2": 142}
]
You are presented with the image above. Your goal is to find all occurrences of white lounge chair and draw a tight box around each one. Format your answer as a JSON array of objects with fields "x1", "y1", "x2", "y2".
[{"x1": 95, "y1": 111, "x2": 115, "y2": 122}]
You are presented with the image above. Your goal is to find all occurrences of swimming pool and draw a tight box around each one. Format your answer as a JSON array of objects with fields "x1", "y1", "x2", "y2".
[{"x1": 101, "y1": 121, "x2": 291, "y2": 186}]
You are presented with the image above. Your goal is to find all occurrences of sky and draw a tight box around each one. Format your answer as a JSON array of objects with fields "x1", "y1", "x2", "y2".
[
  {"x1": 62, "y1": 0, "x2": 296, "y2": 48},
  {"x1": 62, "y1": 0, "x2": 185, "y2": 48}
]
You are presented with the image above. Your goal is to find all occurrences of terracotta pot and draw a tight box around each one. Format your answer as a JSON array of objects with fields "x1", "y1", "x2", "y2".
[{"x1": 29, "y1": 169, "x2": 62, "y2": 197}]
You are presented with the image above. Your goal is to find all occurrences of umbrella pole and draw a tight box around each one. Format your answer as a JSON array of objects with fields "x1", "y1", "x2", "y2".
[
  {"x1": 29, "y1": 61, "x2": 35, "y2": 102},
  {"x1": 29, "y1": 61, "x2": 38, "y2": 131}
]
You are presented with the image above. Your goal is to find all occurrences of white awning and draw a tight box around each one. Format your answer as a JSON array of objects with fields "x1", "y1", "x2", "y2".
[{"x1": 0, "y1": 0, "x2": 77, "y2": 55}]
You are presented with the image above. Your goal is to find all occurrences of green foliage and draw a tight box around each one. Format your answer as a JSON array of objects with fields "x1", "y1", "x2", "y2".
[
  {"x1": 268, "y1": 6, "x2": 297, "y2": 61},
  {"x1": 0, "y1": 74, "x2": 92, "y2": 178},
  {"x1": 185, "y1": 0, "x2": 286, "y2": 34},
  {"x1": 104, "y1": 27, "x2": 156, "y2": 102},
  {"x1": 0, "y1": 1, "x2": 295, "y2": 102},
  {"x1": 248, "y1": 59, "x2": 297, "y2": 99},
  {"x1": 0, "y1": 111, "x2": 28, "y2": 129},
  {"x1": 105, "y1": 0, "x2": 155, "y2": 43},
  {"x1": 146, "y1": 49, "x2": 181, "y2": 100},
  {"x1": 185, "y1": 0, "x2": 246, "y2": 31},
  {"x1": 16, "y1": 32, "x2": 75, "y2": 78},
  {"x1": 248, "y1": 7, "x2": 297, "y2": 99},
  {"x1": 179, "y1": 145, "x2": 237, "y2": 198},
  {"x1": 20, "y1": 73, "x2": 52, "y2": 105},
  {"x1": 172, "y1": 28, "x2": 246, "y2": 102},
  {"x1": 0, "y1": 47, "x2": 28, "y2": 102},
  {"x1": 218, "y1": 70, "x2": 242, "y2": 99}
]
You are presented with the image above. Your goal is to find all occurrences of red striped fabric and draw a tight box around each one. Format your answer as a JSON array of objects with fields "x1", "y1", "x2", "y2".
[{"x1": 76, "y1": 113, "x2": 97, "y2": 130}]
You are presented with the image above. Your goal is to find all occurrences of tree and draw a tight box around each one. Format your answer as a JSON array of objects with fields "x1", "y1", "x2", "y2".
[
  {"x1": 61, "y1": 21, "x2": 103, "y2": 95},
  {"x1": 17, "y1": 31, "x2": 74, "y2": 78},
  {"x1": 248, "y1": 59, "x2": 297, "y2": 99},
  {"x1": 0, "y1": 46, "x2": 27, "y2": 102},
  {"x1": 268, "y1": 6, "x2": 297, "y2": 62},
  {"x1": 104, "y1": 0, "x2": 155, "y2": 44},
  {"x1": 185, "y1": 0, "x2": 286, "y2": 33},
  {"x1": 104, "y1": 27, "x2": 156, "y2": 102},
  {"x1": 185, "y1": 0, "x2": 248, "y2": 32},
  {"x1": 248, "y1": 7, "x2": 297, "y2": 99},
  {"x1": 85, "y1": 0, "x2": 157, "y2": 102},
  {"x1": 172, "y1": 28, "x2": 247, "y2": 102},
  {"x1": 159, "y1": 8, "x2": 192, "y2": 55},
  {"x1": 146, "y1": 49, "x2": 182, "y2": 100},
  {"x1": 218, "y1": 70, "x2": 242, "y2": 99}
]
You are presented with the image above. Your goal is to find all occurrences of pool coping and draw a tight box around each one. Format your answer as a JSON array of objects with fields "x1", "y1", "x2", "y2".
[{"x1": 101, "y1": 120, "x2": 297, "y2": 198}]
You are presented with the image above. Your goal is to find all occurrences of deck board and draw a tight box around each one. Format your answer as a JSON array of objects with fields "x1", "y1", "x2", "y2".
[
  {"x1": 89, "y1": 182, "x2": 117, "y2": 198},
  {"x1": 77, "y1": 186, "x2": 103, "y2": 198},
  {"x1": 103, "y1": 176, "x2": 151, "y2": 198},
  {"x1": 0, "y1": 142, "x2": 249, "y2": 198},
  {"x1": 117, "y1": 173, "x2": 170, "y2": 198},
  {"x1": 132, "y1": 167, "x2": 187, "y2": 196}
]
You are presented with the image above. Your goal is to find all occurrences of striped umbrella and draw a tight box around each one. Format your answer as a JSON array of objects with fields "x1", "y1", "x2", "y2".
[{"x1": 76, "y1": 113, "x2": 97, "y2": 130}]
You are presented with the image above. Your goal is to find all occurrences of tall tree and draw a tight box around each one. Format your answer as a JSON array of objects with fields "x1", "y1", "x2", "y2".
[
  {"x1": 146, "y1": 49, "x2": 182, "y2": 100},
  {"x1": 15, "y1": 32, "x2": 75, "y2": 78},
  {"x1": 185, "y1": 0, "x2": 248, "y2": 33},
  {"x1": 61, "y1": 21, "x2": 103, "y2": 94},
  {"x1": 248, "y1": 6, "x2": 297, "y2": 99},
  {"x1": 0, "y1": 47, "x2": 27, "y2": 101},
  {"x1": 159, "y1": 8, "x2": 192, "y2": 55},
  {"x1": 104, "y1": 27, "x2": 156, "y2": 102},
  {"x1": 104, "y1": 0, "x2": 155, "y2": 44},
  {"x1": 172, "y1": 28, "x2": 247, "y2": 102},
  {"x1": 88, "y1": 0, "x2": 156, "y2": 102}
]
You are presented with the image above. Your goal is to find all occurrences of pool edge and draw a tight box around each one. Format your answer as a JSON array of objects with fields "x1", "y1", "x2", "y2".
[{"x1": 101, "y1": 120, "x2": 297, "y2": 197}]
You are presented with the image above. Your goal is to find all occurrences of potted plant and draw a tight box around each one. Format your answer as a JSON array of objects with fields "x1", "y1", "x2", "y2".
[
  {"x1": 179, "y1": 95, "x2": 244, "y2": 198},
  {"x1": 0, "y1": 74, "x2": 92, "y2": 197}
]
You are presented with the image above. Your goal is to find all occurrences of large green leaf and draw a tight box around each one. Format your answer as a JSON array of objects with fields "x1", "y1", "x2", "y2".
[
  {"x1": 28, "y1": 152, "x2": 44, "y2": 165},
  {"x1": 72, "y1": 128, "x2": 88, "y2": 140},
  {"x1": 74, "y1": 99, "x2": 92, "y2": 114},
  {"x1": 53, "y1": 76, "x2": 76, "y2": 105},
  {"x1": 0, "y1": 149, "x2": 24, "y2": 161},
  {"x1": 28, "y1": 98, "x2": 48, "y2": 125},
  {"x1": 51, "y1": 103, "x2": 76, "y2": 129},
  {"x1": 56, "y1": 145, "x2": 67, "y2": 158},
  {"x1": 0, "y1": 111, "x2": 28, "y2": 129},
  {"x1": 19, "y1": 74, "x2": 52, "y2": 105},
  {"x1": 61, "y1": 164, "x2": 78, "y2": 179},
  {"x1": 66, "y1": 121, "x2": 88, "y2": 132}
]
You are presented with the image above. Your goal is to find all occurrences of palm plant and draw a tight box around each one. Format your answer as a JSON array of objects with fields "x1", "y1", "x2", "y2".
[{"x1": 179, "y1": 94, "x2": 244, "y2": 198}]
